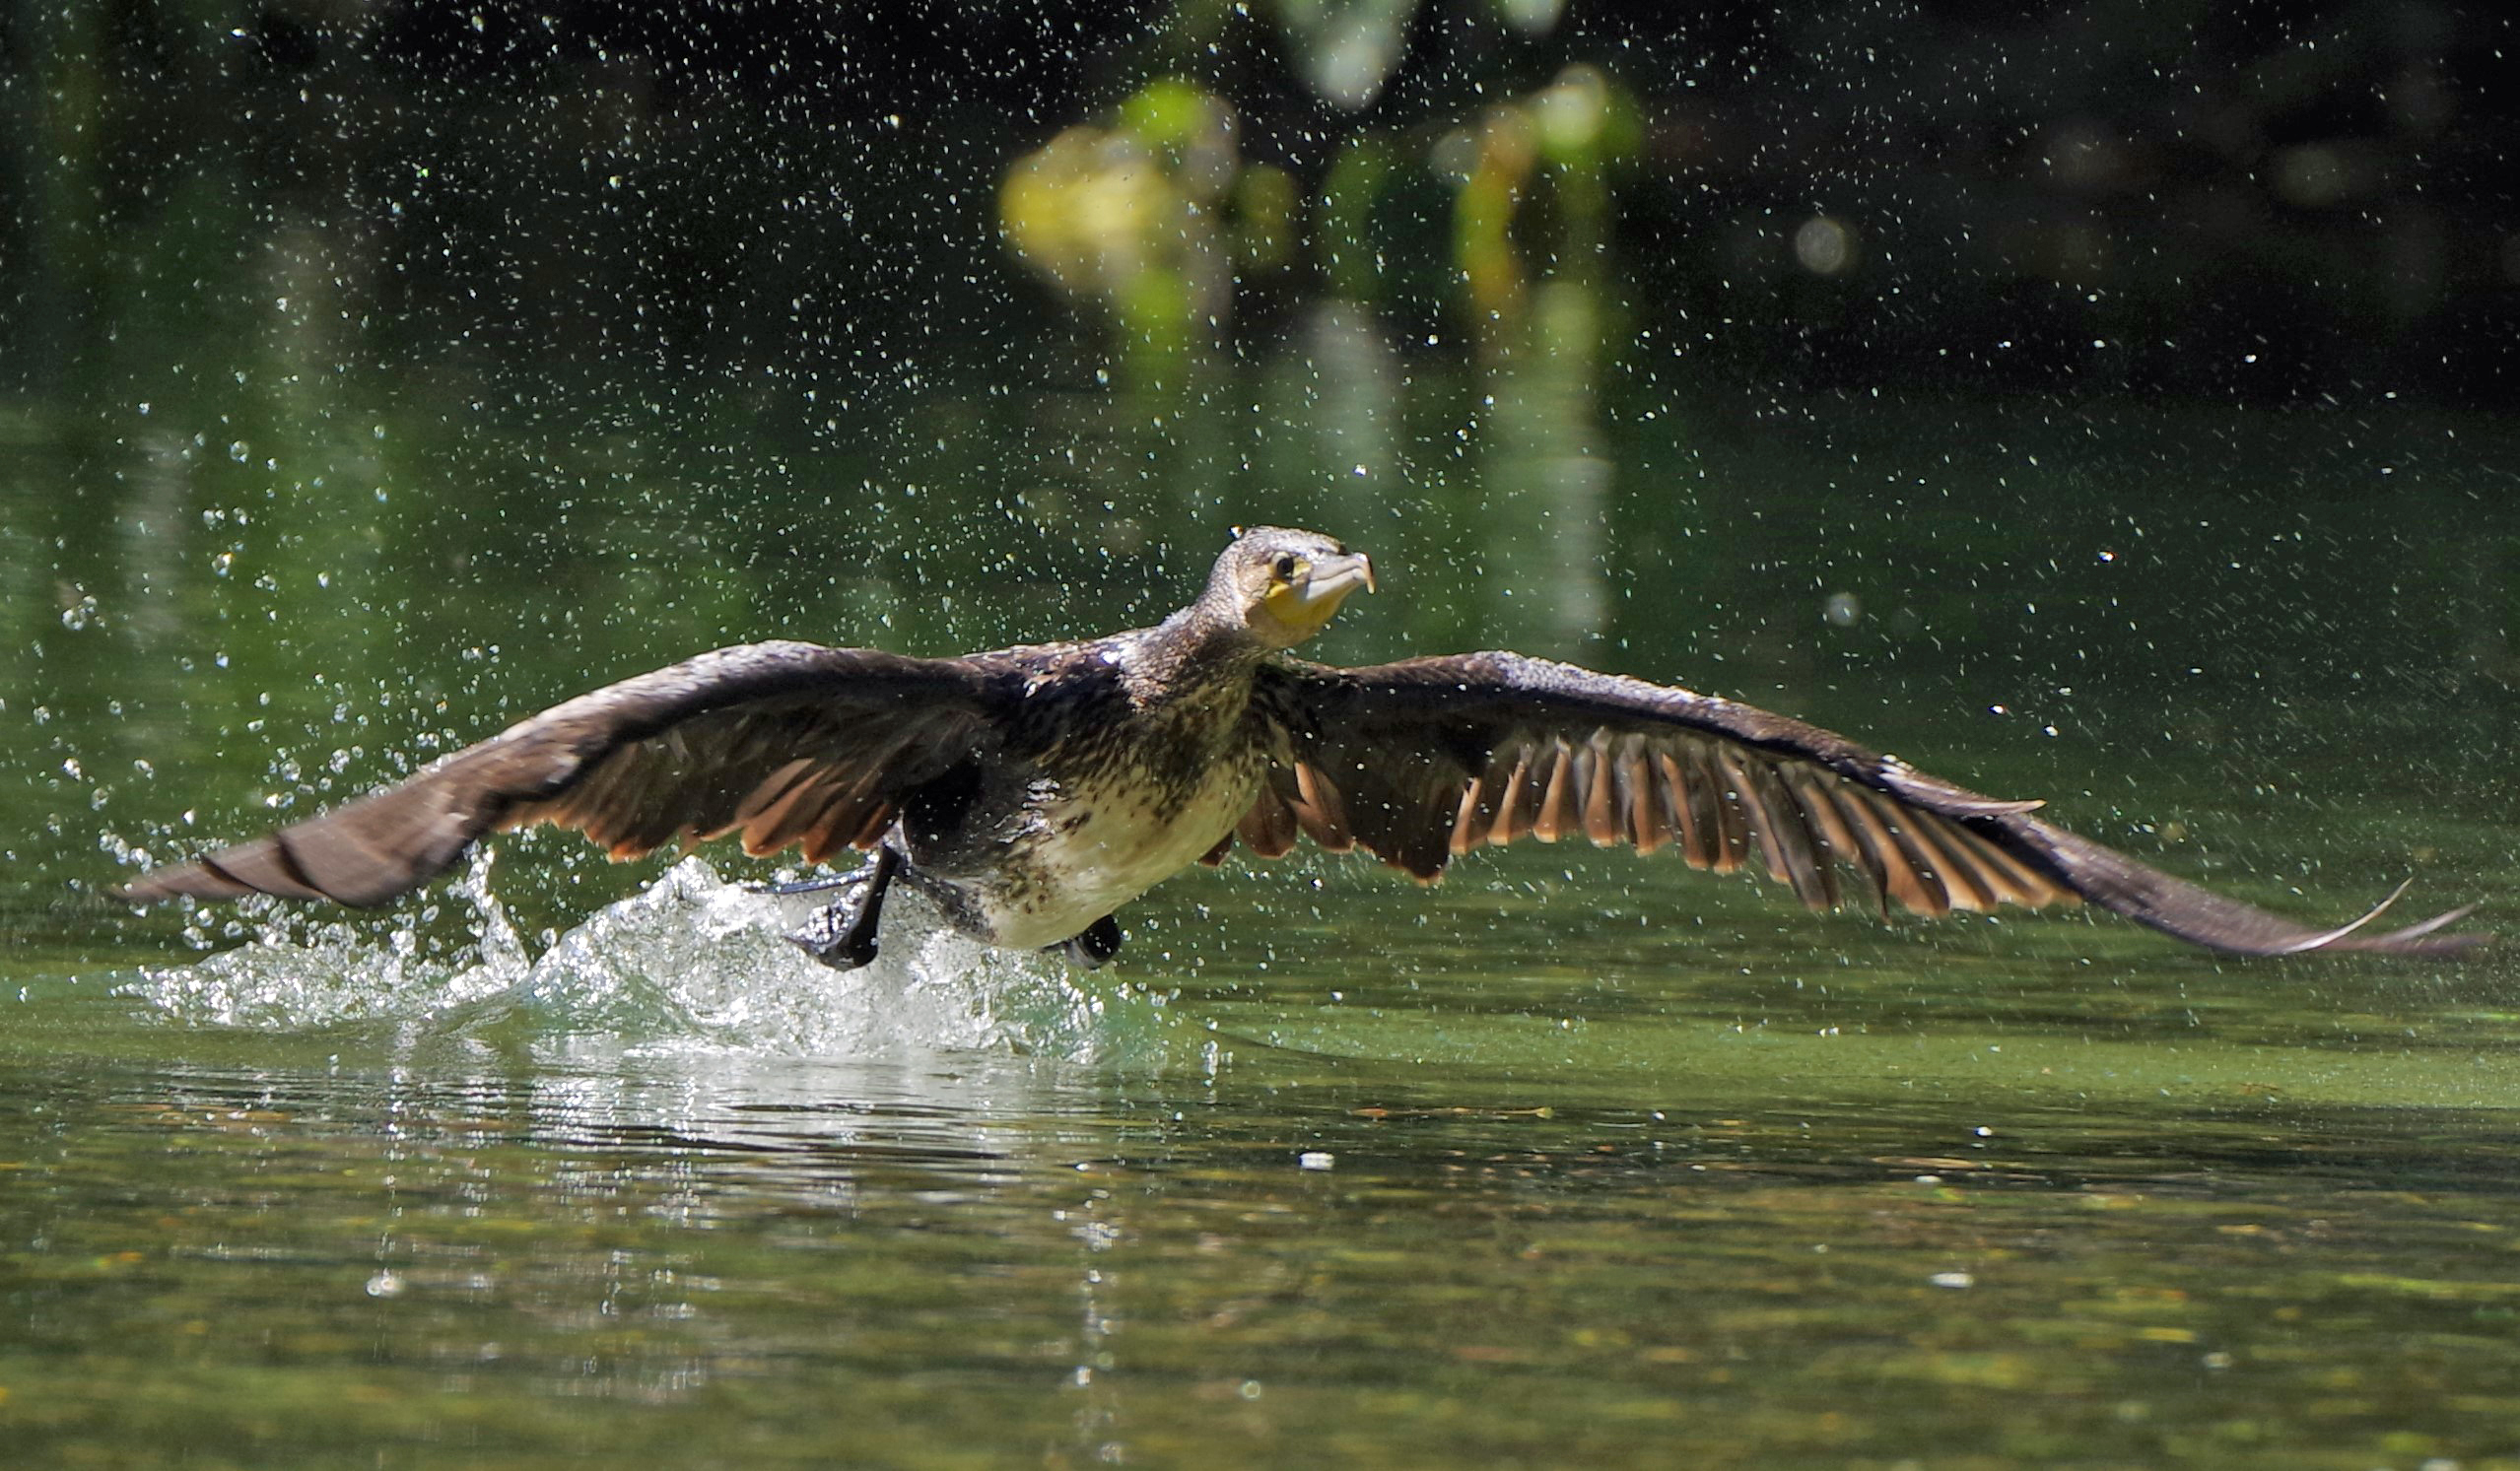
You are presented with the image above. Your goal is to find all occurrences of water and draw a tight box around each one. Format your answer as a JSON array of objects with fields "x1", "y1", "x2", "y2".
[{"x1": 8, "y1": 159, "x2": 2520, "y2": 1471}]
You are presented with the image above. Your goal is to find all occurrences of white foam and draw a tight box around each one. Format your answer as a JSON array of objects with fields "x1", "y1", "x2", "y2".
[{"x1": 120, "y1": 855, "x2": 1148, "y2": 1063}]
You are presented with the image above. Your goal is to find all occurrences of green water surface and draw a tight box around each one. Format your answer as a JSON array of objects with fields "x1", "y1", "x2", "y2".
[{"x1": 6, "y1": 303, "x2": 2520, "y2": 1469}]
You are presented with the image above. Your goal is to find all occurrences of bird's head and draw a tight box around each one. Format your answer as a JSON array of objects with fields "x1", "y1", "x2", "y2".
[{"x1": 1206, "y1": 526, "x2": 1376, "y2": 649}]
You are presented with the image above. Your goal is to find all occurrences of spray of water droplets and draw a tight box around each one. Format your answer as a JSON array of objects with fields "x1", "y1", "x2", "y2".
[{"x1": 121, "y1": 854, "x2": 1150, "y2": 1063}]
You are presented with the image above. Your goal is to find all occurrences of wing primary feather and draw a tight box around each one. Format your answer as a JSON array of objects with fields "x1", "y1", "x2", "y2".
[
  {"x1": 1238, "y1": 786, "x2": 1300, "y2": 858},
  {"x1": 560, "y1": 750, "x2": 629, "y2": 844},
  {"x1": 1783, "y1": 769, "x2": 1864, "y2": 905},
  {"x1": 1683, "y1": 748, "x2": 1735, "y2": 871},
  {"x1": 1949, "y1": 817, "x2": 2067, "y2": 909},
  {"x1": 1706, "y1": 750, "x2": 1749, "y2": 874},
  {"x1": 1391, "y1": 775, "x2": 1457, "y2": 881},
  {"x1": 1847, "y1": 787, "x2": 1951, "y2": 917},
  {"x1": 1745, "y1": 759, "x2": 1839, "y2": 911},
  {"x1": 739, "y1": 771, "x2": 832, "y2": 855},
  {"x1": 1450, "y1": 777, "x2": 1488, "y2": 855},
  {"x1": 1294, "y1": 763, "x2": 1354, "y2": 850},
  {"x1": 1532, "y1": 743, "x2": 1577, "y2": 843},
  {"x1": 734, "y1": 758, "x2": 819, "y2": 825},
  {"x1": 1716, "y1": 749, "x2": 1794, "y2": 888},
  {"x1": 1822, "y1": 785, "x2": 1915, "y2": 916},
  {"x1": 1581, "y1": 735, "x2": 1621, "y2": 847},
  {"x1": 266, "y1": 832, "x2": 343, "y2": 903},
  {"x1": 196, "y1": 841, "x2": 331, "y2": 902},
  {"x1": 190, "y1": 853, "x2": 266, "y2": 900},
  {"x1": 1616, "y1": 743, "x2": 1667, "y2": 855},
  {"x1": 1467, "y1": 754, "x2": 1512, "y2": 836},
  {"x1": 1488, "y1": 752, "x2": 1535, "y2": 846},
  {"x1": 798, "y1": 801, "x2": 862, "y2": 865},
  {"x1": 1655, "y1": 750, "x2": 1706, "y2": 868},
  {"x1": 846, "y1": 801, "x2": 896, "y2": 850},
  {"x1": 1965, "y1": 829, "x2": 2072, "y2": 907},
  {"x1": 1905, "y1": 814, "x2": 2002, "y2": 912}
]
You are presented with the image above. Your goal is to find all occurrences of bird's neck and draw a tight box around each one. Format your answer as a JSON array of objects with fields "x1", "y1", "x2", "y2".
[{"x1": 1130, "y1": 602, "x2": 1276, "y2": 694}]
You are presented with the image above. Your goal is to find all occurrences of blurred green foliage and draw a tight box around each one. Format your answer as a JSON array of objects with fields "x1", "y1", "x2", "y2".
[
  {"x1": 1003, "y1": 65, "x2": 1640, "y2": 356},
  {"x1": 4, "y1": 1, "x2": 2514, "y2": 403}
]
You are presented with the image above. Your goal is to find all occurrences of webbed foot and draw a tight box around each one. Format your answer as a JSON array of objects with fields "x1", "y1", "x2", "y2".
[
  {"x1": 1050, "y1": 914, "x2": 1124, "y2": 970},
  {"x1": 784, "y1": 847, "x2": 902, "y2": 970}
]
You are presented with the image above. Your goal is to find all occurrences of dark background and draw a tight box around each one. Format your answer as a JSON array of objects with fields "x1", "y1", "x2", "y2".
[{"x1": 5, "y1": 0, "x2": 2514, "y2": 409}]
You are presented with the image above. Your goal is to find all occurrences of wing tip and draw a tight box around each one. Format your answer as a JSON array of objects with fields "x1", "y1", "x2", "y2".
[
  {"x1": 2286, "y1": 890, "x2": 2489, "y2": 958},
  {"x1": 109, "y1": 858, "x2": 257, "y2": 907}
]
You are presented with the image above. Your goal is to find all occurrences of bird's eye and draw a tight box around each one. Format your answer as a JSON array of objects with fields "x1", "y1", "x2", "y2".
[{"x1": 1271, "y1": 555, "x2": 1298, "y2": 580}]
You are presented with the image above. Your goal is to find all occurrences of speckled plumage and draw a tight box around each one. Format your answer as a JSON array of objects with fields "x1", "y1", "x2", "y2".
[
  {"x1": 113, "y1": 526, "x2": 2484, "y2": 964},
  {"x1": 887, "y1": 622, "x2": 1283, "y2": 948}
]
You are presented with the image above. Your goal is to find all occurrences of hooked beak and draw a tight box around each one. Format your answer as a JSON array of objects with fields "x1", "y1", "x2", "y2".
[
  {"x1": 1262, "y1": 549, "x2": 1377, "y2": 642},
  {"x1": 1305, "y1": 551, "x2": 1377, "y2": 604}
]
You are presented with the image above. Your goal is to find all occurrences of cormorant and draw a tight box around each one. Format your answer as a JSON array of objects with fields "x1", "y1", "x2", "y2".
[{"x1": 113, "y1": 526, "x2": 2482, "y2": 965}]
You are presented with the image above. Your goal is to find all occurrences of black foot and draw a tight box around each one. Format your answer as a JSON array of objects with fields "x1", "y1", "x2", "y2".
[
  {"x1": 1050, "y1": 914, "x2": 1124, "y2": 970},
  {"x1": 785, "y1": 847, "x2": 902, "y2": 970}
]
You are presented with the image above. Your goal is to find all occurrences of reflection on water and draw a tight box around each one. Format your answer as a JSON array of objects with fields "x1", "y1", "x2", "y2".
[
  {"x1": 1478, "y1": 280, "x2": 1617, "y2": 655},
  {"x1": 11, "y1": 1033, "x2": 2520, "y2": 1468}
]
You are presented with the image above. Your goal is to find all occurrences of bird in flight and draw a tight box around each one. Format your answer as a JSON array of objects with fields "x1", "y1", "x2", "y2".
[{"x1": 115, "y1": 526, "x2": 2482, "y2": 968}]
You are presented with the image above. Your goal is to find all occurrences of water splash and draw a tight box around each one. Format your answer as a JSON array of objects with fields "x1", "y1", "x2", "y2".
[
  {"x1": 123, "y1": 846, "x2": 529, "y2": 1032},
  {"x1": 520, "y1": 857, "x2": 1122, "y2": 1060},
  {"x1": 121, "y1": 855, "x2": 1154, "y2": 1062}
]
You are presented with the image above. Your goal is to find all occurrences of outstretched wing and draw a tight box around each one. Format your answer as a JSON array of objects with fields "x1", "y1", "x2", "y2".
[
  {"x1": 1226, "y1": 652, "x2": 2481, "y2": 958},
  {"x1": 114, "y1": 641, "x2": 1009, "y2": 908}
]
